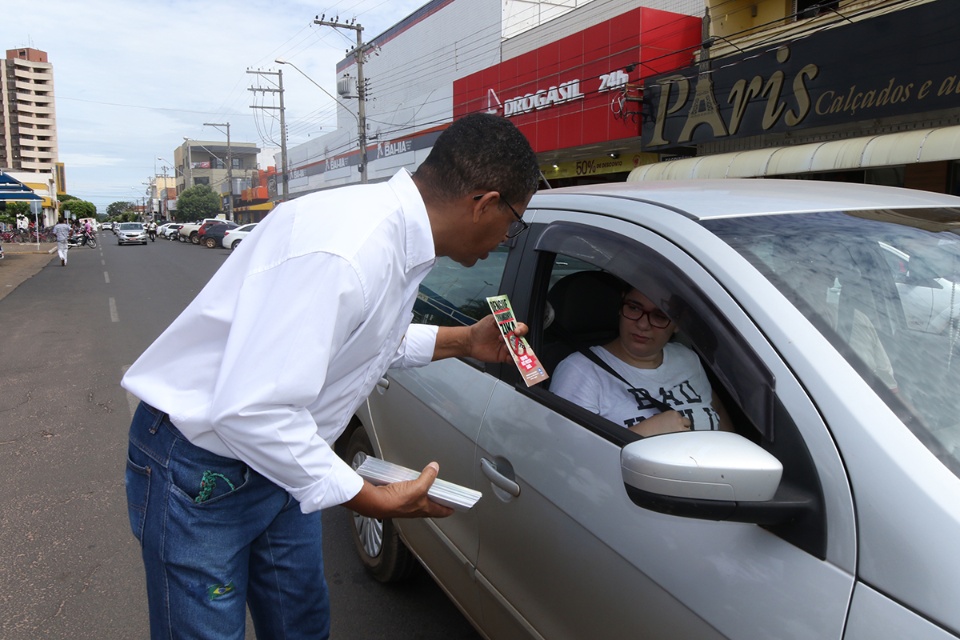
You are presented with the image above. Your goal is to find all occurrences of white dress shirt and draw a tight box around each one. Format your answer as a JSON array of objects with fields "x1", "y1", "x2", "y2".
[{"x1": 122, "y1": 169, "x2": 439, "y2": 512}]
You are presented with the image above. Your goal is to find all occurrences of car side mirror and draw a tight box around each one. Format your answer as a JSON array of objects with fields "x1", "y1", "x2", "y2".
[{"x1": 621, "y1": 431, "x2": 812, "y2": 525}]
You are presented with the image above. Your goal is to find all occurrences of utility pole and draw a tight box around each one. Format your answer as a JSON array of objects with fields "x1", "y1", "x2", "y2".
[
  {"x1": 247, "y1": 68, "x2": 288, "y2": 201},
  {"x1": 204, "y1": 122, "x2": 233, "y2": 220},
  {"x1": 314, "y1": 15, "x2": 371, "y2": 183},
  {"x1": 160, "y1": 164, "x2": 169, "y2": 219},
  {"x1": 184, "y1": 141, "x2": 194, "y2": 191}
]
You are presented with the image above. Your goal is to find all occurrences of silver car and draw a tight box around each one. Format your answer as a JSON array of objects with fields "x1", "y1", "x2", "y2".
[
  {"x1": 116, "y1": 222, "x2": 147, "y2": 245},
  {"x1": 341, "y1": 179, "x2": 960, "y2": 639}
]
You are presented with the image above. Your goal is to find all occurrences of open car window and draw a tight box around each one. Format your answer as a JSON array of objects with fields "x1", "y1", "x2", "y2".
[
  {"x1": 412, "y1": 246, "x2": 510, "y2": 327},
  {"x1": 528, "y1": 222, "x2": 775, "y2": 443}
]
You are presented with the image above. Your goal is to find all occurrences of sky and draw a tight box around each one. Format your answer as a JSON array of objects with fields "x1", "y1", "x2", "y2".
[{"x1": 1, "y1": 0, "x2": 430, "y2": 213}]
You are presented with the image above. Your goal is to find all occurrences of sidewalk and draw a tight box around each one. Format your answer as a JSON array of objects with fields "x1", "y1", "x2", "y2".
[{"x1": 0, "y1": 242, "x2": 56, "y2": 303}]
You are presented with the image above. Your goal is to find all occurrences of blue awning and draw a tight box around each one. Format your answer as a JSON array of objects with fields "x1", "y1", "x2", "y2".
[{"x1": 0, "y1": 172, "x2": 43, "y2": 201}]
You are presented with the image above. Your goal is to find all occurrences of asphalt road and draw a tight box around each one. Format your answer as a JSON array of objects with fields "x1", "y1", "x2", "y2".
[{"x1": 0, "y1": 235, "x2": 480, "y2": 639}]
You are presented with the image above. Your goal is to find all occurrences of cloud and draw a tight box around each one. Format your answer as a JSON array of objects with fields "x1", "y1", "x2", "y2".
[{"x1": 1, "y1": 0, "x2": 429, "y2": 211}]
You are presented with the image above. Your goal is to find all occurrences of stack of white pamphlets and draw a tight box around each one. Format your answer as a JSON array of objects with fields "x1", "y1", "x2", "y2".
[{"x1": 356, "y1": 457, "x2": 482, "y2": 511}]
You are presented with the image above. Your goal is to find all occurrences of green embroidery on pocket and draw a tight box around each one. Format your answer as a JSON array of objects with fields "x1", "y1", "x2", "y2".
[
  {"x1": 207, "y1": 582, "x2": 236, "y2": 600},
  {"x1": 195, "y1": 470, "x2": 237, "y2": 503}
]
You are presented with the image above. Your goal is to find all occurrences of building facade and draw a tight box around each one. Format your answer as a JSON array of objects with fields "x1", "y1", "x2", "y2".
[
  {"x1": 281, "y1": 0, "x2": 704, "y2": 197},
  {"x1": 172, "y1": 139, "x2": 260, "y2": 219},
  {"x1": 631, "y1": 0, "x2": 960, "y2": 194},
  {"x1": 0, "y1": 47, "x2": 61, "y2": 224},
  {"x1": 282, "y1": 0, "x2": 960, "y2": 198}
]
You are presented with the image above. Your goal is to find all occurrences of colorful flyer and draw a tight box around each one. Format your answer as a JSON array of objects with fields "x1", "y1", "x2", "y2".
[{"x1": 486, "y1": 294, "x2": 549, "y2": 387}]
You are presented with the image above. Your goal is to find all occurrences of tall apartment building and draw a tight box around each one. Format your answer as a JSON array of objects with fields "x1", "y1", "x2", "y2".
[
  {"x1": 1, "y1": 47, "x2": 60, "y2": 225},
  {"x1": 1, "y1": 47, "x2": 58, "y2": 174}
]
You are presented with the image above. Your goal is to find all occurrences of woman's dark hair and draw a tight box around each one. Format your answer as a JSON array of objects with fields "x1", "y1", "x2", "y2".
[{"x1": 414, "y1": 113, "x2": 540, "y2": 206}]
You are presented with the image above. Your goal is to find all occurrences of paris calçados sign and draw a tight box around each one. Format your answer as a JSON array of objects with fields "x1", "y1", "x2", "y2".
[{"x1": 641, "y1": 1, "x2": 960, "y2": 151}]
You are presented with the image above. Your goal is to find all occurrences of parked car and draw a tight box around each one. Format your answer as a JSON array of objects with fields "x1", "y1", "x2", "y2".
[
  {"x1": 116, "y1": 222, "x2": 147, "y2": 245},
  {"x1": 156, "y1": 222, "x2": 175, "y2": 238},
  {"x1": 201, "y1": 221, "x2": 239, "y2": 248},
  {"x1": 159, "y1": 223, "x2": 183, "y2": 240},
  {"x1": 178, "y1": 217, "x2": 224, "y2": 244},
  {"x1": 197, "y1": 220, "x2": 227, "y2": 241},
  {"x1": 341, "y1": 179, "x2": 960, "y2": 640},
  {"x1": 222, "y1": 223, "x2": 258, "y2": 250}
]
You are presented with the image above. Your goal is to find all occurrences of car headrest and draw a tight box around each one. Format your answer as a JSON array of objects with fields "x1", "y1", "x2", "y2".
[{"x1": 547, "y1": 271, "x2": 624, "y2": 344}]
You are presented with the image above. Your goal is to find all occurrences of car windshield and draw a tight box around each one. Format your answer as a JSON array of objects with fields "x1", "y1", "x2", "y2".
[
  {"x1": 119, "y1": 223, "x2": 143, "y2": 230},
  {"x1": 706, "y1": 208, "x2": 960, "y2": 477}
]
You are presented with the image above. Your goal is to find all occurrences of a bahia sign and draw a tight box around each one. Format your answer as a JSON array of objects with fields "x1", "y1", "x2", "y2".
[{"x1": 454, "y1": 7, "x2": 701, "y2": 153}]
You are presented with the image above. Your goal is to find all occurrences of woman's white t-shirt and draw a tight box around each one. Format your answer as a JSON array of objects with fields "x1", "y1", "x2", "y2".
[{"x1": 551, "y1": 342, "x2": 721, "y2": 431}]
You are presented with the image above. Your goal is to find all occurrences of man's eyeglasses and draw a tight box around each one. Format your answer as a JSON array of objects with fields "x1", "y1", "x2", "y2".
[
  {"x1": 620, "y1": 300, "x2": 672, "y2": 328},
  {"x1": 473, "y1": 193, "x2": 529, "y2": 239}
]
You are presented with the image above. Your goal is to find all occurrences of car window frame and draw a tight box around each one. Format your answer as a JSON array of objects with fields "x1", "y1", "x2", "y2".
[
  {"x1": 500, "y1": 218, "x2": 829, "y2": 558},
  {"x1": 523, "y1": 221, "x2": 776, "y2": 440},
  {"x1": 408, "y1": 234, "x2": 530, "y2": 376}
]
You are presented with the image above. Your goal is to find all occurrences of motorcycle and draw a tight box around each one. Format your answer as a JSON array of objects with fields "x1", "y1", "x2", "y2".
[
  {"x1": 148, "y1": 227, "x2": 156, "y2": 242},
  {"x1": 67, "y1": 230, "x2": 98, "y2": 249}
]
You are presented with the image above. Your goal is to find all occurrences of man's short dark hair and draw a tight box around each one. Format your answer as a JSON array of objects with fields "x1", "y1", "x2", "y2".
[{"x1": 415, "y1": 113, "x2": 540, "y2": 206}]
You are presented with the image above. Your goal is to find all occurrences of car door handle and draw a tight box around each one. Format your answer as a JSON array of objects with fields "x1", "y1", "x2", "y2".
[
  {"x1": 480, "y1": 457, "x2": 520, "y2": 497},
  {"x1": 376, "y1": 377, "x2": 389, "y2": 390}
]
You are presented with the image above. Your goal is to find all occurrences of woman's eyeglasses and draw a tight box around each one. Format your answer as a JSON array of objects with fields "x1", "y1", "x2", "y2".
[{"x1": 620, "y1": 301, "x2": 671, "y2": 328}]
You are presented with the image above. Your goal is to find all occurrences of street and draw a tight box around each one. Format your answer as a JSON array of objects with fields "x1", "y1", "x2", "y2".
[{"x1": 0, "y1": 237, "x2": 480, "y2": 639}]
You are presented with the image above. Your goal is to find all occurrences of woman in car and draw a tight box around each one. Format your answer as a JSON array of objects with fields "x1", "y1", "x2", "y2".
[{"x1": 551, "y1": 284, "x2": 731, "y2": 436}]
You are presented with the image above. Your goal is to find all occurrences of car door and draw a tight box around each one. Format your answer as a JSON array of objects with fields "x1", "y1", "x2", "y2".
[
  {"x1": 363, "y1": 245, "x2": 520, "y2": 625},
  {"x1": 471, "y1": 206, "x2": 858, "y2": 639}
]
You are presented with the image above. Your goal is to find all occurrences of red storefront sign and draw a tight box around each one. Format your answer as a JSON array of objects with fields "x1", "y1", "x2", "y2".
[{"x1": 453, "y1": 7, "x2": 701, "y2": 153}]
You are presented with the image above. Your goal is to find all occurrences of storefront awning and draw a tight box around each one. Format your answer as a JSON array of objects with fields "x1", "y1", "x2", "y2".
[
  {"x1": 234, "y1": 201, "x2": 274, "y2": 212},
  {"x1": 0, "y1": 172, "x2": 43, "y2": 201},
  {"x1": 627, "y1": 125, "x2": 960, "y2": 181}
]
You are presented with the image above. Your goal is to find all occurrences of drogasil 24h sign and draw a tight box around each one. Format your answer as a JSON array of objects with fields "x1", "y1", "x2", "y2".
[{"x1": 453, "y1": 7, "x2": 701, "y2": 154}]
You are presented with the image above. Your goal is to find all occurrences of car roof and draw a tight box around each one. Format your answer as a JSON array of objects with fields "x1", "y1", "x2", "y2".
[{"x1": 530, "y1": 179, "x2": 960, "y2": 221}]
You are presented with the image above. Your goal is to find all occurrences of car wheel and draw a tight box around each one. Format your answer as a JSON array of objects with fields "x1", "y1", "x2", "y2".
[
  {"x1": 204, "y1": 237, "x2": 216, "y2": 248},
  {"x1": 230, "y1": 239, "x2": 241, "y2": 250},
  {"x1": 345, "y1": 427, "x2": 418, "y2": 583},
  {"x1": 190, "y1": 233, "x2": 199, "y2": 244}
]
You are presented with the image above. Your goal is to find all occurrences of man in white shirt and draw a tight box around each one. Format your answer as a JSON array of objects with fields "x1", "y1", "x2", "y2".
[
  {"x1": 122, "y1": 113, "x2": 540, "y2": 639},
  {"x1": 52, "y1": 217, "x2": 71, "y2": 266}
]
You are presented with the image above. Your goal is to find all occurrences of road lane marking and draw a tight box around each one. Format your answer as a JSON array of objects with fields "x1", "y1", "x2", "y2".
[
  {"x1": 104, "y1": 272, "x2": 110, "y2": 283},
  {"x1": 109, "y1": 297, "x2": 119, "y2": 322}
]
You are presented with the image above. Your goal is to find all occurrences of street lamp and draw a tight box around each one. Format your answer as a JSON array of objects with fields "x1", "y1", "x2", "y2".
[
  {"x1": 275, "y1": 57, "x2": 367, "y2": 183},
  {"x1": 203, "y1": 122, "x2": 233, "y2": 221}
]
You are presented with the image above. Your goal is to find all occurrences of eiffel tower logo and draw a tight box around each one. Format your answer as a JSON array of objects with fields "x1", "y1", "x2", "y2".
[{"x1": 679, "y1": 73, "x2": 728, "y2": 141}]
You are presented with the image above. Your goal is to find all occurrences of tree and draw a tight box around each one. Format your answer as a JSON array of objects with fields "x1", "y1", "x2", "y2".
[
  {"x1": 176, "y1": 184, "x2": 221, "y2": 222},
  {"x1": 107, "y1": 201, "x2": 136, "y2": 219},
  {"x1": 61, "y1": 198, "x2": 97, "y2": 220},
  {"x1": 0, "y1": 201, "x2": 30, "y2": 228}
]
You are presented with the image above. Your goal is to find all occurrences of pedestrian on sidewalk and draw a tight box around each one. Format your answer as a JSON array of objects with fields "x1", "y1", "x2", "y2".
[
  {"x1": 121, "y1": 112, "x2": 541, "y2": 639},
  {"x1": 52, "y1": 217, "x2": 71, "y2": 266}
]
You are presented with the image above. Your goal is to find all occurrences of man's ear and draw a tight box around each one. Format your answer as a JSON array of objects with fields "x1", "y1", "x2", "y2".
[{"x1": 471, "y1": 191, "x2": 499, "y2": 223}]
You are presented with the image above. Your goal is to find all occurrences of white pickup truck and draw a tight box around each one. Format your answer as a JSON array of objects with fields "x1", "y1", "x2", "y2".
[{"x1": 178, "y1": 217, "x2": 225, "y2": 244}]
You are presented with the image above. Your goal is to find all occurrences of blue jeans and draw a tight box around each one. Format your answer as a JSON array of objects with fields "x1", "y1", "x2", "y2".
[{"x1": 125, "y1": 402, "x2": 330, "y2": 639}]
